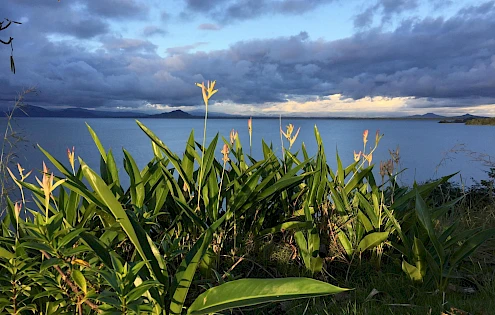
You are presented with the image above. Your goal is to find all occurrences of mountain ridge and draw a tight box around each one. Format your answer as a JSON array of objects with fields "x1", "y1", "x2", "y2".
[{"x1": 4, "y1": 105, "x2": 489, "y2": 120}]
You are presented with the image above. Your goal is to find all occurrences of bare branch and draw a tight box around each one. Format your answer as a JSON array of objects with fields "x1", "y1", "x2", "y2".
[
  {"x1": 0, "y1": 37, "x2": 13, "y2": 45},
  {"x1": 40, "y1": 250, "x2": 101, "y2": 312}
]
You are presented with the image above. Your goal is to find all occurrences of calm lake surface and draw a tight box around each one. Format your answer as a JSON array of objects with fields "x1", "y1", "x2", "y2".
[{"x1": 4, "y1": 117, "x2": 495, "y2": 187}]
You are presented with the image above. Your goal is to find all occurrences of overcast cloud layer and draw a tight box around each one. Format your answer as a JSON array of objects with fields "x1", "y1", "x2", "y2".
[{"x1": 1, "y1": 0, "x2": 494, "y2": 116}]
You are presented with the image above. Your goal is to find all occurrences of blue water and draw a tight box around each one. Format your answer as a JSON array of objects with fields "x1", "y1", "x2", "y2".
[{"x1": 3, "y1": 117, "x2": 495, "y2": 187}]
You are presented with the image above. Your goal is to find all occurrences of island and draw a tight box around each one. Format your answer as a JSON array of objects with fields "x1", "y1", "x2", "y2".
[{"x1": 466, "y1": 117, "x2": 495, "y2": 125}]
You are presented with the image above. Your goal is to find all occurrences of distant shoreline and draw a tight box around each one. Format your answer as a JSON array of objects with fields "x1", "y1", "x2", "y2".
[
  {"x1": 4, "y1": 105, "x2": 490, "y2": 121},
  {"x1": 8, "y1": 115, "x2": 456, "y2": 120}
]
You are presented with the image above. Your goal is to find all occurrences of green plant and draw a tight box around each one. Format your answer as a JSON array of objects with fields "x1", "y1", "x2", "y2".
[
  {"x1": 1, "y1": 84, "x2": 349, "y2": 314},
  {"x1": 401, "y1": 189, "x2": 495, "y2": 291}
]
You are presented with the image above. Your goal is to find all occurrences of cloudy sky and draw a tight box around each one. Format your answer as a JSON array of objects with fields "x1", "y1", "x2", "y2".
[{"x1": 1, "y1": 0, "x2": 495, "y2": 117}]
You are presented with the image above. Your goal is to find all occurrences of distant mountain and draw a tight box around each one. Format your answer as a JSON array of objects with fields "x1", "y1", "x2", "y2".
[
  {"x1": 187, "y1": 109, "x2": 237, "y2": 118},
  {"x1": 9, "y1": 105, "x2": 53, "y2": 117},
  {"x1": 439, "y1": 113, "x2": 487, "y2": 123},
  {"x1": 148, "y1": 110, "x2": 194, "y2": 119},
  {"x1": 4, "y1": 105, "x2": 490, "y2": 121},
  {"x1": 8, "y1": 105, "x2": 146, "y2": 118},
  {"x1": 455, "y1": 113, "x2": 483, "y2": 119},
  {"x1": 52, "y1": 108, "x2": 147, "y2": 118},
  {"x1": 404, "y1": 113, "x2": 487, "y2": 123},
  {"x1": 52, "y1": 108, "x2": 100, "y2": 118},
  {"x1": 405, "y1": 113, "x2": 446, "y2": 119}
]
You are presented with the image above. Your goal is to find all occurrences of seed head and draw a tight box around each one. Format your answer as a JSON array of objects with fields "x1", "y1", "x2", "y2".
[
  {"x1": 353, "y1": 150, "x2": 362, "y2": 162},
  {"x1": 221, "y1": 144, "x2": 230, "y2": 163},
  {"x1": 67, "y1": 146, "x2": 75, "y2": 174},
  {"x1": 230, "y1": 129, "x2": 238, "y2": 145}
]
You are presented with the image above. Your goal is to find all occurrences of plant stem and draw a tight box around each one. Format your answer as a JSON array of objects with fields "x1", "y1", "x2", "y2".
[
  {"x1": 40, "y1": 250, "x2": 100, "y2": 312},
  {"x1": 197, "y1": 102, "x2": 208, "y2": 210}
]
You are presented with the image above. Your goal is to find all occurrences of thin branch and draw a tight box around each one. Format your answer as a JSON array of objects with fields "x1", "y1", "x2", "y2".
[
  {"x1": 0, "y1": 20, "x2": 13, "y2": 31},
  {"x1": 40, "y1": 250, "x2": 101, "y2": 312},
  {"x1": 221, "y1": 255, "x2": 245, "y2": 280},
  {"x1": 220, "y1": 255, "x2": 276, "y2": 278},
  {"x1": 0, "y1": 37, "x2": 13, "y2": 45}
]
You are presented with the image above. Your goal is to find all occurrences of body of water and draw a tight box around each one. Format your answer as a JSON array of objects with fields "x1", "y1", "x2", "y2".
[{"x1": 3, "y1": 117, "x2": 495, "y2": 187}]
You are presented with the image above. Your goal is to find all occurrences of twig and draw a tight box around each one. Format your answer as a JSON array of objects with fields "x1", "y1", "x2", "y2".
[
  {"x1": 220, "y1": 255, "x2": 276, "y2": 278},
  {"x1": 40, "y1": 250, "x2": 100, "y2": 312},
  {"x1": 221, "y1": 255, "x2": 245, "y2": 280}
]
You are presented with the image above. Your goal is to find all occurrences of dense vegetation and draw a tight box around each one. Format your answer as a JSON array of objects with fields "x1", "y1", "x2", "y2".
[
  {"x1": 466, "y1": 117, "x2": 495, "y2": 125},
  {"x1": 1, "y1": 83, "x2": 494, "y2": 314}
]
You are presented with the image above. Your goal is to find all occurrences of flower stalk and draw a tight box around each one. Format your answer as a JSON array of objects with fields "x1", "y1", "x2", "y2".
[
  {"x1": 35, "y1": 162, "x2": 66, "y2": 220},
  {"x1": 195, "y1": 80, "x2": 218, "y2": 210},
  {"x1": 248, "y1": 117, "x2": 252, "y2": 156},
  {"x1": 67, "y1": 146, "x2": 75, "y2": 175},
  {"x1": 7, "y1": 163, "x2": 31, "y2": 205}
]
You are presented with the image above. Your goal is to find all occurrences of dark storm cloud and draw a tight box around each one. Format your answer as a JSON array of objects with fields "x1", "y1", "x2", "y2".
[
  {"x1": 183, "y1": 0, "x2": 337, "y2": 23},
  {"x1": 3, "y1": 0, "x2": 148, "y2": 41},
  {"x1": 2, "y1": 1, "x2": 110, "y2": 39},
  {"x1": 103, "y1": 36, "x2": 158, "y2": 53},
  {"x1": 166, "y1": 42, "x2": 208, "y2": 55},
  {"x1": 197, "y1": 23, "x2": 222, "y2": 30},
  {"x1": 85, "y1": 0, "x2": 149, "y2": 19},
  {"x1": 353, "y1": 0, "x2": 455, "y2": 28},
  {"x1": 160, "y1": 11, "x2": 171, "y2": 21},
  {"x1": 45, "y1": 15, "x2": 110, "y2": 39},
  {"x1": 142, "y1": 26, "x2": 168, "y2": 37},
  {"x1": 353, "y1": 7, "x2": 375, "y2": 28},
  {"x1": 353, "y1": 0, "x2": 420, "y2": 28},
  {"x1": 1, "y1": 1, "x2": 495, "y2": 112}
]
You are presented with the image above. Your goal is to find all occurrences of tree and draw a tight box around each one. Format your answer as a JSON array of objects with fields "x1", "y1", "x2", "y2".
[{"x1": 0, "y1": 18, "x2": 22, "y2": 74}]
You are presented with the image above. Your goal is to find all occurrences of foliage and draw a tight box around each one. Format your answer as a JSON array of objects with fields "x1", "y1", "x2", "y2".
[
  {"x1": 1, "y1": 85, "x2": 494, "y2": 314},
  {"x1": 465, "y1": 117, "x2": 495, "y2": 125}
]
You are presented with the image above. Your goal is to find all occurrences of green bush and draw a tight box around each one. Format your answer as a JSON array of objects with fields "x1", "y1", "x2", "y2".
[{"x1": 1, "y1": 84, "x2": 493, "y2": 314}]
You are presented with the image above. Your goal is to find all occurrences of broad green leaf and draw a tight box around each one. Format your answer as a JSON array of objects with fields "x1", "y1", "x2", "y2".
[
  {"x1": 106, "y1": 149, "x2": 123, "y2": 196},
  {"x1": 181, "y1": 130, "x2": 196, "y2": 188},
  {"x1": 197, "y1": 134, "x2": 219, "y2": 191},
  {"x1": 336, "y1": 151, "x2": 344, "y2": 184},
  {"x1": 170, "y1": 215, "x2": 226, "y2": 315},
  {"x1": 173, "y1": 197, "x2": 208, "y2": 231},
  {"x1": 294, "y1": 230, "x2": 308, "y2": 268},
  {"x1": 356, "y1": 192, "x2": 378, "y2": 228},
  {"x1": 21, "y1": 242, "x2": 53, "y2": 253},
  {"x1": 187, "y1": 278, "x2": 348, "y2": 315},
  {"x1": 152, "y1": 141, "x2": 163, "y2": 159},
  {"x1": 136, "y1": 120, "x2": 191, "y2": 187},
  {"x1": 86, "y1": 123, "x2": 107, "y2": 162},
  {"x1": 450, "y1": 228, "x2": 495, "y2": 268},
  {"x1": 344, "y1": 166, "x2": 372, "y2": 195},
  {"x1": 357, "y1": 211, "x2": 373, "y2": 233},
  {"x1": 357, "y1": 232, "x2": 389, "y2": 252},
  {"x1": 38, "y1": 145, "x2": 73, "y2": 178},
  {"x1": 414, "y1": 189, "x2": 445, "y2": 264},
  {"x1": 412, "y1": 237, "x2": 426, "y2": 278},
  {"x1": 126, "y1": 282, "x2": 159, "y2": 302},
  {"x1": 392, "y1": 174, "x2": 456, "y2": 210},
  {"x1": 57, "y1": 228, "x2": 86, "y2": 249},
  {"x1": 382, "y1": 205, "x2": 406, "y2": 244},
  {"x1": 402, "y1": 260, "x2": 422, "y2": 282},
  {"x1": 124, "y1": 149, "x2": 145, "y2": 208},
  {"x1": 337, "y1": 230, "x2": 353, "y2": 256},
  {"x1": 81, "y1": 162, "x2": 167, "y2": 286},
  {"x1": 259, "y1": 221, "x2": 313, "y2": 236},
  {"x1": 79, "y1": 232, "x2": 112, "y2": 267},
  {"x1": 66, "y1": 189, "x2": 80, "y2": 227},
  {"x1": 0, "y1": 247, "x2": 14, "y2": 260},
  {"x1": 40, "y1": 258, "x2": 65, "y2": 272},
  {"x1": 71, "y1": 269, "x2": 87, "y2": 294}
]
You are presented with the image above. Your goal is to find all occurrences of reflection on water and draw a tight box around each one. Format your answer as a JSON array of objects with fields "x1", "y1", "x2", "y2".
[{"x1": 2, "y1": 117, "x2": 495, "y2": 188}]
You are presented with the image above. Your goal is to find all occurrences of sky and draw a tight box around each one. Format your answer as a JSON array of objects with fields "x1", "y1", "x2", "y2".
[{"x1": 1, "y1": 0, "x2": 495, "y2": 117}]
